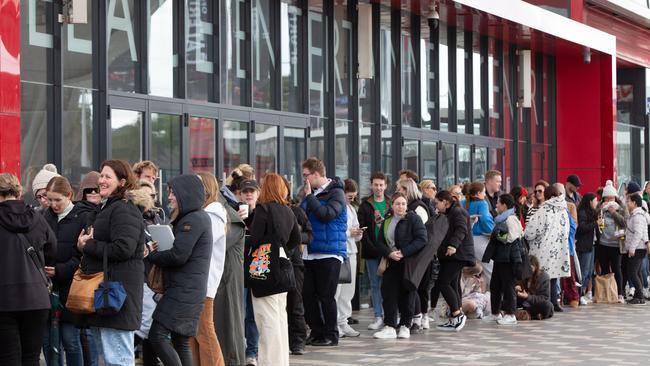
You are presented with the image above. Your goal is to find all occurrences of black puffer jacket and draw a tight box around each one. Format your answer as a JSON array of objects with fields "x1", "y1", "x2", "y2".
[
  {"x1": 0, "y1": 200, "x2": 57, "y2": 312},
  {"x1": 43, "y1": 204, "x2": 88, "y2": 323},
  {"x1": 148, "y1": 175, "x2": 213, "y2": 337},
  {"x1": 375, "y1": 211, "x2": 428, "y2": 259},
  {"x1": 81, "y1": 196, "x2": 145, "y2": 331},
  {"x1": 438, "y1": 201, "x2": 476, "y2": 266},
  {"x1": 576, "y1": 207, "x2": 600, "y2": 253}
]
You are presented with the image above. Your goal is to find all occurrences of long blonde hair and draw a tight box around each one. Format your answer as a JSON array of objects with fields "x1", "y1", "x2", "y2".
[{"x1": 197, "y1": 172, "x2": 221, "y2": 208}]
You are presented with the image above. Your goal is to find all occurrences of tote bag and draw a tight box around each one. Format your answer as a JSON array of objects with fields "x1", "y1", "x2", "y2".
[{"x1": 594, "y1": 273, "x2": 619, "y2": 304}]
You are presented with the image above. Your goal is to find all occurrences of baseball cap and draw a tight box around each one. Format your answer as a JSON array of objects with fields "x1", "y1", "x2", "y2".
[{"x1": 239, "y1": 179, "x2": 259, "y2": 192}]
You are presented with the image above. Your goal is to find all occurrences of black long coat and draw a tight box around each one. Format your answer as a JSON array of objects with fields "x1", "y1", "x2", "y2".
[
  {"x1": 438, "y1": 201, "x2": 476, "y2": 266},
  {"x1": 81, "y1": 196, "x2": 145, "y2": 331},
  {"x1": 148, "y1": 175, "x2": 213, "y2": 337}
]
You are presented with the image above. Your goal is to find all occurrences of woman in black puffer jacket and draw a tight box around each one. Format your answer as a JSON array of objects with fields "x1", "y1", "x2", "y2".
[
  {"x1": 76, "y1": 160, "x2": 145, "y2": 365},
  {"x1": 147, "y1": 174, "x2": 213, "y2": 366}
]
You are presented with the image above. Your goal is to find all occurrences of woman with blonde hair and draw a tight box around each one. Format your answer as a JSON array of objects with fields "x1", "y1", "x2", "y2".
[
  {"x1": 247, "y1": 173, "x2": 301, "y2": 366},
  {"x1": 191, "y1": 172, "x2": 227, "y2": 366}
]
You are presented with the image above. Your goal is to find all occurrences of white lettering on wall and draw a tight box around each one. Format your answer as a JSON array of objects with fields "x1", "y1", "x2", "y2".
[
  {"x1": 253, "y1": 0, "x2": 275, "y2": 81},
  {"x1": 308, "y1": 11, "x2": 323, "y2": 115},
  {"x1": 107, "y1": 0, "x2": 138, "y2": 62},
  {"x1": 333, "y1": 18, "x2": 352, "y2": 96},
  {"x1": 186, "y1": 0, "x2": 213, "y2": 73},
  {"x1": 29, "y1": 0, "x2": 53, "y2": 48}
]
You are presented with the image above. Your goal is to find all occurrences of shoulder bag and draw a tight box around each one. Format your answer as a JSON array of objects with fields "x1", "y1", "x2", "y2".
[
  {"x1": 338, "y1": 257, "x2": 352, "y2": 284},
  {"x1": 94, "y1": 244, "x2": 127, "y2": 316},
  {"x1": 17, "y1": 233, "x2": 53, "y2": 294}
]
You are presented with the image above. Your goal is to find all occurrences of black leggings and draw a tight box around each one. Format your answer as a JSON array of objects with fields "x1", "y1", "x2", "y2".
[
  {"x1": 149, "y1": 320, "x2": 192, "y2": 366},
  {"x1": 437, "y1": 260, "x2": 465, "y2": 314},
  {"x1": 0, "y1": 309, "x2": 48, "y2": 366},
  {"x1": 381, "y1": 261, "x2": 416, "y2": 328},
  {"x1": 598, "y1": 245, "x2": 623, "y2": 296},
  {"x1": 413, "y1": 261, "x2": 435, "y2": 315},
  {"x1": 627, "y1": 249, "x2": 647, "y2": 300},
  {"x1": 491, "y1": 262, "x2": 517, "y2": 315}
]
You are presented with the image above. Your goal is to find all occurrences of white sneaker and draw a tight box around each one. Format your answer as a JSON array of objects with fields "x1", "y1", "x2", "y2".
[
  {"x1": 422, "y1": 315, "x2": 430, "y2": 329},
  {"x1": 412, "y1": 314, "x2": 422, "y2": 327},
  {"x1": 579, "y1": 296, "x2": 588, "y2": 306},
  {"x1": 628, "y1": 287, "x2": 636, "y2": 298},
  {"x1": 339, "y1": 324, "x2": 360, "y2": 338},
  {"x1": 482, "y1": 313, "x2": 502, "y2": 322},
  {"x1": 618, "y1": 295, "x2": 625, "y2": 304},
  {"x1": 643, "y1": 288, "x2": 650, "y2": 299},
  {"x1": 397, "y1": 325, "x2": 410, "y2": 339},
  {"x1": 368, "y1": 317, "x2": 384, "y2": 330},
  {"x1": 496, "y1": 314, "x2": 517, "y2": 325},
  {"x1": 245, "y1": 357, "x2": 257, "y2": 366},
  {"x1": 373, "y1": 326, "x2": 397, "y2": 339},
  {"x1": 586, "y1": 291, "x2": 593, "y2": 301}
]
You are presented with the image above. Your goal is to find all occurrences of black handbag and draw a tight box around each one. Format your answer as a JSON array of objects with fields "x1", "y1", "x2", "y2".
[
  {"x1": 245, "y1": 204, "x2": 296, "y2": 297},
  {"x1": 338, "y1": 257, "x2": 352, "y2": 284}
]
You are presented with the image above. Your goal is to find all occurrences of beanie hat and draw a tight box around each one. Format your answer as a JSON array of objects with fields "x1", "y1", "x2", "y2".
[
  {"x1": 602, "y1": 180, "x2": 617, "y2": 198},
  {"x1": 75, "y1": 171, "x2": 101, "y2": 201},
  {"x1": 32, "y1": 164, "x2": 60, "y2": 193},
  {"x1": 627, "y1": 181, "x2": 641, "y2": 196}
]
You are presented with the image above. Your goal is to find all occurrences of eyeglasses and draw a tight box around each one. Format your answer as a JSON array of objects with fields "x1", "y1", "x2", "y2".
[
  {"x1": 36, "y1": 194, "x2": 47, "y2": 201},
  {"x1": 302, "y1": 172, "x2": 312, "y2": 178},
  {"x1": 83, "y1": 188, "x2": 99, "y2": 195},
  {"x1": 535, "y1": 189, "x2": 544, "y2": 194}
]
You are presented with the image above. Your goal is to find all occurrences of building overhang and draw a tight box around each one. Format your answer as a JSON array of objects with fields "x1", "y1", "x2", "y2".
[{"x1": 587, "y1": 0, "x2": 650, "y2": 29}]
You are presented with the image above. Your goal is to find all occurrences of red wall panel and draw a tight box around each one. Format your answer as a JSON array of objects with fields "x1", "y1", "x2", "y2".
[{"x1": 0, "y1": 0, "x2": 21, "y2": 177}]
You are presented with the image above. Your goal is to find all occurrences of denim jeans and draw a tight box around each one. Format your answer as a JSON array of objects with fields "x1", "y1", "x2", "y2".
[
  {"x1": 43, "y1": 322, "x2": 84, "y2": 366},
  {"x1": 80, "y1": 328, "x2": 98, "y2": 366},
  {"x1": 91, "y1": 327, "x2": 135, "y2": 366},
  {"x1": 578, "y1": 249, "x2": 595, "y2": 296},
  {"x1": 365, "y1": 259, "x2": 383, "y2": 318},
  {"x1": 642, "y1": 255, "x2": 649, "y2": 288},
  {"x1": 244, "y1": 289, "x2": 259, "y2": 358}
]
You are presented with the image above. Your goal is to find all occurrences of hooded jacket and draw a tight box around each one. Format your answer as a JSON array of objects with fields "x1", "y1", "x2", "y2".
[
  {"x1": 438, "y1": 201, "x2": 476, "y2": 265},
  {"x1": 0, "y1": 200, "x2": 57, "y2": 312},
  {"x1": 482, "y1": 208, "x2": 523, "y2": 264},
  {"x1": 524, "y1": 196, "x2": 571, "y2": 279},
  {"x1": 625, "y1": 207, "x2": 650, "y2": 252},
  {"x1": 357, "y1": 195, "x2": 391, "y2": 259},
  {"x1": 148, "y1": 174, "x2": 213, "y2": 337},
  {"x1": 205, "y1": 201, "x2": 227, "y2": 298},
  {"x1": 598, "y1": 200, "x2": 627, "y2": 248},
  {"x1": 301, "y1": 177, "x2": 347, "y2": 257}
]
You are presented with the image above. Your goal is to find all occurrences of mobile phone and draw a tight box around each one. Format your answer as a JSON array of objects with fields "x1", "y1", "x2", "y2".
[
  {"x1": 360, "y1": 226, "x2": 368, "y2": 230},
  {"x1": 84, "y1": 226, "x2": 93, "y2": 235}
]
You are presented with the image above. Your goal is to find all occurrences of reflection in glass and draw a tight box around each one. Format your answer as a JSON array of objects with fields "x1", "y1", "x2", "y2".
[
  {"x1": 335, "y1": 1, "x2": 353, "y2": 120},
  {"x1": 473, "y1": 34, "x2": 483, "y2": 135},
  {"x1": 420, "y1": 19, "x2": 434, "y2": 129},
  {"x1": 335, "y1": 120, "x2": 350, "y2": 178},
  {"x1": 381, "y1": 125, "x2": 393, "y2": 183},
  {"x1": 379, "y1": 7, "x2": 392, "y2": 125},
  {"x1": 285, "y1": 127, "x2": 306, "y2": 196},
  {"x1": 20, "y1": 83, "x2": 49, "y2": 200},
  {"x1": 151, "y1": 113, "x2": 182, "y2": 185},
  {"x1": 441, "y1": 143, "x2": 455, "y2": 189},
  {"x1": 281, "y1": 1, "x2": 303, "y2": 112},
  {"x1": 107, "y1": 0, "x2": 139, "y2": 92},
  {"x1": 309, "y1": 117, "x2": 325, "y2": 161},
  {"x1": 402, "y1": 140, "x2": 419, "y2": 174},
  {"x1": 223, "y1": 121, "x2": 249, "y2": 176},
  {"x1": 63, "y1": 88, "x2": 94, "y2": 186},
  {"x1": 63, "y1": 6, "x2": 93, "y2": 88},
  {"x1": 422, "y1": 141, "x2": 437, "y2": 183},
  {"x1": 308, "y1": 1, "x2": 325, "y2": 116},
  {"x1": 359, "y1": 122, "x2": 373, "y2": 197},
  {"x1": 222, "y1": 0, "x2": 248, "y2": 106},
  {"x1": 439, "y1": 24, "x2": 449, "y2": 131},
  {"x1": 148, "y1": 0, "x2": 175, "y2": 97},
  {"x1": 189, "y1": 117, "x2": 216, "y2": 173},
  {"x1": 474, "y1": 147, "x2": 487, "y2": 181},
  {"x1": 253, "y1": 0, "x2": 275, "y2": 109},
  {"x1": 111, "y1": 109, "x2": 142, "y2": 163},
  {"x1": 489, "y1": 147, "x2": 503, "y2": 172},
  {"x1": 458, "y1": 145, "x2": 471, "y2": 183},
  {"x1": 401, "y1": 15, "x2": 415, "y2": 126},
  {"x1": 255, "y1": 124, "x2": 278, "y2": 181},
  {"x1": 488, "y1": 38, "x2": 499, "y2": 137},
  {"x1": 456, "y1": 28, "x2": 466, "y2": 134},
  {"x1": 186, "y1": 0, "x2": 215, "y2": 102},
  {"x1": 20, "y1": 0, "x2": 54, "y2": 83}
]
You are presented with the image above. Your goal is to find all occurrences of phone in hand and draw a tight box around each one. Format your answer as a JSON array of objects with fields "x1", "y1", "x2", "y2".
[
  {"x1": 84, "y1": 226, "x2": 93, "y2": 236},
  {"x1": 360, "y1": 227, "x2": 368, "y2": 231}
]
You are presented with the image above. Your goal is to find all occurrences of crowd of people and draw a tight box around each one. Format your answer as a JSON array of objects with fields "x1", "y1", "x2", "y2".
[{"x1": 1, "y1": 157, "x2": 649, "y2": 366}]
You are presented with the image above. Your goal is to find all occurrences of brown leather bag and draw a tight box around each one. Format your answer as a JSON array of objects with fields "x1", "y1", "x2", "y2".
[
  {"x1": 66, "y1": 268, "x2": 104, "y2": 314},
  {"x1": 147, "y1": 264, "x2": 165, "y2": 294}
]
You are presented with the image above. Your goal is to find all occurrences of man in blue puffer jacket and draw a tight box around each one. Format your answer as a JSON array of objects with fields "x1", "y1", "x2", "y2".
[{"x1": 300, "y1": 157, "x2": 347, "y2": 347}]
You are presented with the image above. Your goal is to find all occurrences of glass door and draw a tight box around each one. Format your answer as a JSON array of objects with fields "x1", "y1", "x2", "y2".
[{"x1": 284, "y1": 127, "x2": 306, "y2": 196}]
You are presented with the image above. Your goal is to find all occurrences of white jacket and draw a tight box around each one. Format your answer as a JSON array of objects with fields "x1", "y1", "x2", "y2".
[
  {"x1": 346, "y1": 204, "x2": 362, "y2": 255},
  {"x1": 625, "y1": 207, "x2": 650, "y2": 252},
  {"x1": 524, "y1": 196, "x2": 571, "y2": 279},
  {"x1": 205, "y1": 201, "x2": 228, "y2": 298}
]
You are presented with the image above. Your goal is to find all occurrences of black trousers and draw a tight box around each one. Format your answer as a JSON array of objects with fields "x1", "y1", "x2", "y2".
[
  {"x1": 287, "y1": 265, "x2": 307, "y2": 350},
  {"x1": 381, "y1": 261, "x2": 416, "y2": 328},
  {"x1": 627, "y1": 249, "x2": 647, "y2": 300},
  {"x1": 135, "y1": 334, "x2": 161, "y2": 366},
  {"x1": 0, "y1": 309, "x2": 48, "y2": 366},
  {"x1": 598, "y1": 245, "x2": 623, "y2": 296},
  {"x1": 413, "y1": 261, "x2": 435, "y2": 316},
  {"x1": 490, "y1": 262, "x2": 517, "y2": 315},
  {"x1": 303, "y1": 258, "x2": 341, "y2": 342},
  {"x1": 438, "y1": 260, "x2": 464, "y2": 313},
  {"x1": 148, "y1": 320, "x2": 192, "y2": 366}
]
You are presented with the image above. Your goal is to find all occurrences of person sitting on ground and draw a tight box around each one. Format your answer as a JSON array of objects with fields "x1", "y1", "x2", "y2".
[
  {"x1": 460, "y1": 262, "x2": 490, "y2": 320},
  {"x1": 516, "y1": 255, "x2": 554, "y2": 320}
]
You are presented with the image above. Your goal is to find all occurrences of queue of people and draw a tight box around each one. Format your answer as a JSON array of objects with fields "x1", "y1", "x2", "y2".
[{"x1": 3, "y1": 158, "x2": 650, "y2": 366}]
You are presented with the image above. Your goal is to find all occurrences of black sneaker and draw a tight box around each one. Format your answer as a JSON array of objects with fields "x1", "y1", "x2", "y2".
[
  {"x1": 452, "y1": 314, "x2": 467, "y2": 332},
  {"x1": 627, "y1": 298, "x2": 646, "y2": 305},
  {"x1": 409, "y1": 323, "x2": 422, "y2": 334},
  {"x1": 553, "y1": 303, "x2": 564, "y2": 312},
  {"x1": 348, "y1": 317, "x2": 359, "y2": 325}
]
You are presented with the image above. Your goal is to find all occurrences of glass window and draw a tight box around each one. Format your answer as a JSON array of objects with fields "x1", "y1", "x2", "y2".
[
  {"x1": 221, "y1": 0, "x2": 248, "y2": 106},
  {"x1": 285, "y1": 127, "x2": 306, "y2": 196},
  {"x1": 472, "y1": 34, "x2": 483, "y2": 135},
  {"x1": 189, "y1": 117, "x2": 216, "y2": 173},
  {"x1": 151, "y1": 113, "x2": 182, "y2": 185},
  {"x1": 20, "y1": 83, "x2": 50, "y2": 198},
  {"x1": 281, "y1": 0, "x2": 303, "y2": 112},
  {"x1": 335, "y1": 120, "x2": 350, "y2": 178},
  {"x1": 107, "y1": 0, "x2": 139, "y2": 92},
  {"x1": 308, "y1": 1, "x2": 326, "y2": 116},
  {"x1": 441, "y1": 143, "x2": 455, "y2": 189},
  {"x1": 489, "y1": 147, "x2": 503, "y2": 173},
  {"x1": 458, "y1": 145, "x2": 471, "y2": 183},
  {"x1": 488, "y1": 38, "x2": 500, "y2": 137},
  {"x1": 422, "y1": 141, "x2": 437, "y2": 183},
  {"x1": 456, "y1": 28, "x2": 466, "y2": 134},
  {"x1": 255, "y1": 124, "x2": 278, "y2": 180},
  {"x1": 401, "y1": 14, "x2": 416, "y2": 126},
  {"x1": 63, "y1": 88, "x2": 94, "y2": 186},
  {"x1": 63, "y1": 6, "x2": 93, "y2": 88},
  {"x1": 421, "y1": 19, "x2": 434, "y2": 129},
  {"x1": 334, "y1": 1, "x2": 353, "y2": 120},
  {"x1": 223, "y1": 120, "x2": 249, "y2": 176},
  {"x1": 252, "y1": 0, "x2": 275, "y2": 109},
  {"x1": 359, "y1": 121, "x2": 374, "y2": 197},
  {"x1": 110, "y1": 109, "x2": 143, "y2": 163},
  {"x1": 148, "y1": 0, "x2": 175, "y2": 97},
  {"x1": 186, "y1": 0, "x2": 215, "y2": 102},
  {"x1": 308, "y1": 117, "x2": 325, "y2": 161},
  {"x1": 20, "y1": 0, "x2": 54, "y2": 83},
  {"x1": 402, "y1": 140, "x2": 419, "y2": 174},
  {"x1": 474, "y1": 146, "x2": 487, "y2": 181},
  {"x1": 379, "y1": 7, "x2": 392, "y2": 125},
  {"x1": 381, "y1": 125, "x2": 393, "y2": 183},
  {"x1": 439, "y1": 24, "x2": 449, "y2": 131}
]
